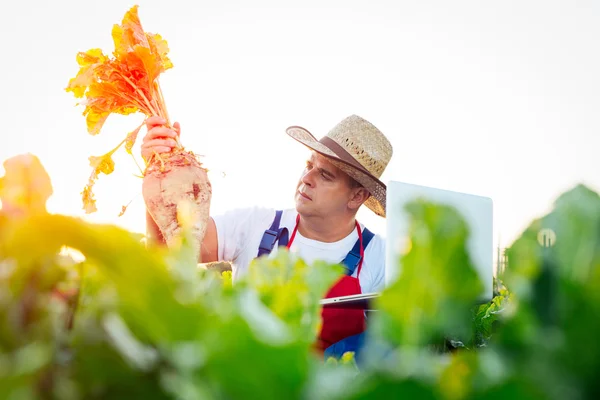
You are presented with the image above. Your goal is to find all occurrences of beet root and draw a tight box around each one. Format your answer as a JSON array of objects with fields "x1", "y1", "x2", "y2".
[{"x1": 142, "y1": 151, "x2": 212, "y2": 261}]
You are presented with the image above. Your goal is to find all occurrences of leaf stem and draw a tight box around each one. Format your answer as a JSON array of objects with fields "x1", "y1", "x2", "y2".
[
  {"x1": 117, "y1": 71, "x2": 159, "y2": 117},
  {"x1": 108, "y1": 136, "x2": 128, "y2": 156},
  {"x1": 155, "y1": 80, "x2": 171, "y2": 126},
  {"x1": 130, "y1": 152, "x2": 144, "y2": 176}
]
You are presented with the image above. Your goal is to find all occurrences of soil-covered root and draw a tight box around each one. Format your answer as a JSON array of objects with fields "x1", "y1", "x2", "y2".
[{"x1": 142, "y1": 151, "x2": 212, "y2": 260}]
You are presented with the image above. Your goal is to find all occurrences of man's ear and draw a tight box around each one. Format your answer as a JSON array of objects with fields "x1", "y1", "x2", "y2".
[{"x1": 348, "y1": 187, "x2": 371, "y2": 210}]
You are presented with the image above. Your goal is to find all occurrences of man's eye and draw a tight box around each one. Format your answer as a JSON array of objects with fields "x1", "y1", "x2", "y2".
[{"x1": 321, "y1": 172, "x2": 331, "y2": 180}]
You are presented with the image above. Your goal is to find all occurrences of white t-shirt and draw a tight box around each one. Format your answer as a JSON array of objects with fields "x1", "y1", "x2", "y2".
[{"x1": 213, "y1": 207, "x2": 386, "y2": 294}]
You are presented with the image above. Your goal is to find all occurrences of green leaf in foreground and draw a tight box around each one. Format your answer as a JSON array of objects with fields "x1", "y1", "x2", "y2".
[{"x1": 377, "y1": 199, "x2": 484, "y2": 348}]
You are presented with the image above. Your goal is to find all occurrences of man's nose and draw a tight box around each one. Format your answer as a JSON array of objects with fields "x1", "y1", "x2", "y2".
[{"x1": 301, "y1": 169, "x2": 315, "y2": 187}]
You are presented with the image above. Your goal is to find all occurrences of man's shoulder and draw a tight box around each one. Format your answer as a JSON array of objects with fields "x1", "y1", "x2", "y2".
[
  {"x1": 358, "y1": 227, "x2": 386, "y2": 293},
  {"x1": 362, "y1": 226, "x2": 385, "y2": 250}
]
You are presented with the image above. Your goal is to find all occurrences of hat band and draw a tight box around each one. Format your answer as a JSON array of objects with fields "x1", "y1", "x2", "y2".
[{"x1": 319, "y1": 136, "x2": 373, "y2": 177}]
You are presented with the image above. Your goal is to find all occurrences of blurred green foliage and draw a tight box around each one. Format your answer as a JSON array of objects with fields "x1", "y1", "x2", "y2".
[{"x1": 1, "y1": 157, "x2": 599, "y2": 399}]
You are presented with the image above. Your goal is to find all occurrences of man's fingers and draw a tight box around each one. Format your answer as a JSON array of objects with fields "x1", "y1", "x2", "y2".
[
  {"x1": 143, "y1": 127, "x2": 177, "y2": 142},
  {"x1": 141, "y1": 145, "x2": 173, "y2": 161},
  {"x1": 145, "y1": 116, "x2": 167, "y2": 128},
  {"x1": 150, "y1": 146, "x2": 172, "y2": 154},
  {"x1": 141, "y1": 117, "x2": 180, "y2": 161},
  {"x1": 142, "y1": 138, "x2": 178, "y2": 149}
]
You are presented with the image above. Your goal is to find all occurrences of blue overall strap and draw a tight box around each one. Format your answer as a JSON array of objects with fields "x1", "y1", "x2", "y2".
[
  {"x1": 324, "y1": 332, "x2": 366, "y2": 362},
  {"x1": 341, "y1": 227, "x2": 375, "y2": 276},
  {"x1": 257, "y1": 210, "x2": 289, "y2": 258}
]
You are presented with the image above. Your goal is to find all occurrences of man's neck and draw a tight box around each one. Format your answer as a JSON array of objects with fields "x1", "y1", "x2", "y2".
[{"x1": 297, "y1": 214, "x2": 356, "y2": 243}]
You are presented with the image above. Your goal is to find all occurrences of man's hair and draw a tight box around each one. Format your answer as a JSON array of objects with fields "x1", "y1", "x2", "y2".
[{"x1": 349, "y1": 176, "x2": 363, "y2": 189}]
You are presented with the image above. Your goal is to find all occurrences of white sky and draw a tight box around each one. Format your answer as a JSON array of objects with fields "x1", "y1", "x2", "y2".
[{"x1": 1, "y1": 0, "x2": 599, "y2": 254}]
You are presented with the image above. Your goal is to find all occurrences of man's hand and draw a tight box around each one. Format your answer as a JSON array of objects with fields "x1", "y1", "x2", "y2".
[{"x1": 141, "y1": 116, "x2": 181, "y2": 163}]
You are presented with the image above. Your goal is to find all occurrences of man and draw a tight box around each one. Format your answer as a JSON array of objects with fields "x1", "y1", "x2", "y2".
[{"x1": 141, "y1": 114, "x2": 393, "y2": 358}]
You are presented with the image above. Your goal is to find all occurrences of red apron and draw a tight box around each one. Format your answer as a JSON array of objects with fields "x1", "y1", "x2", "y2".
[
  {"x1": 316, "y1": 275, "x2": 365, "y2": 352},
  {"x1": 282, "y1": 215, "x2": 367, "y2": 354}
]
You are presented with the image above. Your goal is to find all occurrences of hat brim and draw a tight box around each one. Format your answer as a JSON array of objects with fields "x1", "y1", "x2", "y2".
[{"x1": 286, "y1": 126, "x2": 387, "y2": 217}]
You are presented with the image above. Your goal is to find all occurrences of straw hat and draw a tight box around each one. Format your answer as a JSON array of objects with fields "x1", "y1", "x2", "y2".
[{"x1": 286, "y1": 115, "x2": 393, "y2": 217}]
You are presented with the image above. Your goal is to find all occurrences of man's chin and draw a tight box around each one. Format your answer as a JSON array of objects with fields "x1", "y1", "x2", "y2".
[{"x1": 295, "y1": 199, "x2": 309, "y2": 213}]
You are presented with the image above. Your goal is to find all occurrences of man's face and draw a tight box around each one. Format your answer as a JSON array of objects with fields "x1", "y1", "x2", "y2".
[{"x1": 295, "y1": 152, "x2": 356, "y2": 218}]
